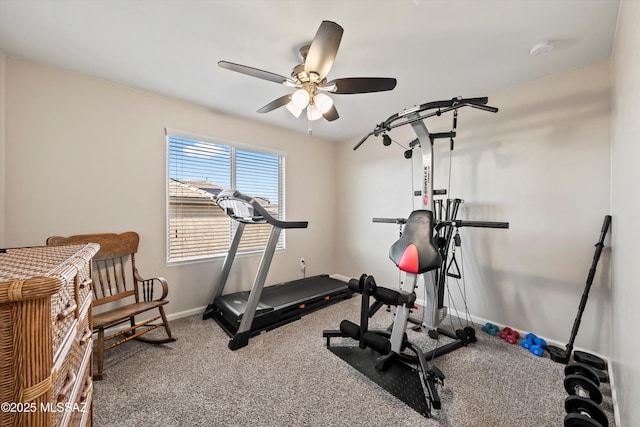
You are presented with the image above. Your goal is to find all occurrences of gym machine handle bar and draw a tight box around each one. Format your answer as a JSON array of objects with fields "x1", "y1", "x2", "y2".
[
  {"x1": 373, "y1": 217, "x2": 509, "y2": 230},
  {"x1": 353, "y1": 97, "x2": 499, "y2": 151},
  {"x1": 435, "y1": 220, "x2": 509, "y2": 230}
]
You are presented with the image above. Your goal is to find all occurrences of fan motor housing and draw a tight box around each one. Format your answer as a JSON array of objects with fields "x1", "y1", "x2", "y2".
[{"x1": 291, "y1": 64, "x2": 309, "y2": 82}]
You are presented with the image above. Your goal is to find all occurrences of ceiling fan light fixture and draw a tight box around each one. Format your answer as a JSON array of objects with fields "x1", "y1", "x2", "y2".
[
  {"x1": 307, "y1": 103, "x2": 323, "y2": 121},
  {"x1": 314, "y1": 92, "x2": 333, "y2": 114},
  {"x1": 286, "y1": 102, "x2": 303, "y2": 118},
  {"x1": 291, "y1": 88, "x2": 310, "y2": 109}
]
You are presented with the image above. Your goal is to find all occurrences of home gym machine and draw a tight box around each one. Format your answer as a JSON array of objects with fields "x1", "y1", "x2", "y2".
[
  {"x1": 203, "y1": 189, "x2": 351, "y2": 350},
  {"x1": 323, "y1": 97, "x2": 508, "y2": 417}
]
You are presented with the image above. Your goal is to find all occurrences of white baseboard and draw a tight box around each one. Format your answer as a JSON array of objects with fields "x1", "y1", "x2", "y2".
[{"x1": 166, "y1": 306, "x2": 207, "y2": 322}]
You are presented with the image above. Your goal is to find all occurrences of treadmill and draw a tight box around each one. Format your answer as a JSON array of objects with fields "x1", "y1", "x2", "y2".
[{"x1": 202, "y1": 189, "x2": 351, "y2": 350}]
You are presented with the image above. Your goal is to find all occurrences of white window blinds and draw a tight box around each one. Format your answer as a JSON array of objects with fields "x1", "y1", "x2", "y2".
[{"x1": 167, "y1": 132, "x2": 285, "y2": 263}]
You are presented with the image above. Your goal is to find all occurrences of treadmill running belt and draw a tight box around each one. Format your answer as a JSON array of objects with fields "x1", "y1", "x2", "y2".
[
  {"x1": 259, "y1": 275, "x2": 347, "y2": 308},
  {"x1": 213, "y1": 275, "x2": 351, "y2": 336}
]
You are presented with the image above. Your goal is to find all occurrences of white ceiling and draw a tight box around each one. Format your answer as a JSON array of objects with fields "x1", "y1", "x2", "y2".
[{"x1": 0, "y1": 0, "x2": 620, "y2": 143}]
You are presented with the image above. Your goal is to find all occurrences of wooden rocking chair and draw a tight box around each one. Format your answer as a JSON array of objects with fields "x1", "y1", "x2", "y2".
[{"x1": 47, "y1": 231, "x2": 176, "y2": 380}]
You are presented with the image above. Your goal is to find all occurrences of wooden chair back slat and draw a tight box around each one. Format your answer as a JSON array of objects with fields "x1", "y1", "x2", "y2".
[
  {"x1": 93, "y1": 257, "x2": 129, "y2": 301},
  {"x1": 101, "y1": 259, "x2": 113, "y2": 298},
  {"x1": 96, "y1": 262, "x2": 107, "y2": 298},
  {"x1": 118, "y1": 256, "x2": 127, "y2": 292}
]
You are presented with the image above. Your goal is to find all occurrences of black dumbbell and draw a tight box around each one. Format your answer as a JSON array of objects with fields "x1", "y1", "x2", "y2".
[
  {"x1": 564, "y1": 362, "x2": 602, "y2": 405},
  {"x1": 564, "y1": 395, "x2": 608, "y2": 427}
]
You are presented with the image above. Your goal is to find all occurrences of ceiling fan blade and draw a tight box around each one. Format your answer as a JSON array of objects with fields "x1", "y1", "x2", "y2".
[
  {"x1": 327, "y1": 77, "x2": 397, "y2": 94},
  {"x1": 323, "y1": 104, "x2": 339, "y2": 122},
  {"x1": 257, "y1": 94, "x2": 292, "y2": 113},
  {"x1": 219, "y1": 61, "x2": 294, "y2": 85},
  {"x1": 304, "y1": 21, "x2": 343, "y2": 80}
]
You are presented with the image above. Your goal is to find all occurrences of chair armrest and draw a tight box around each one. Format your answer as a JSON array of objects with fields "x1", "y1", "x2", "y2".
[{"x1": 134, "y1": 267, "x2": 169, "y2": 301}]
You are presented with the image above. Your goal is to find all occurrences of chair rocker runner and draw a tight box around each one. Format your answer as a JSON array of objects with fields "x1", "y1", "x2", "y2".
[{"x1": 47, "y1": 231, "x2": 175, "y2": 380}]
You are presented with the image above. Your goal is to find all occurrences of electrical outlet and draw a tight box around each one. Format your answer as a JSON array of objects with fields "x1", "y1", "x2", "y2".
[{"x1": 299, "y1": 258, "x2": 306, "y2": 273}]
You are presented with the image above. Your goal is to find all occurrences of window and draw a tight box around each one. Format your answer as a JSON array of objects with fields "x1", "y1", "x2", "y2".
[{"x1": 166, "y1": 129, "x2": 285, "y2": 263}]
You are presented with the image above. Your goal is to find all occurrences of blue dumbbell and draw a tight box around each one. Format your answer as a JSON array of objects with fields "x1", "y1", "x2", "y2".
[
  {"x1": 530, "y1": 337, "x2": 547, "y2": 357},
  {"x1": 521, "y1": 333, "x2": 537, "y2": 350}
]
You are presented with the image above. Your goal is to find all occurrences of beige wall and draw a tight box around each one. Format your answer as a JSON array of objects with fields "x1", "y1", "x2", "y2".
[
  {"x1": 3, "y1": 57, "x2": 337, "y2": 314},
  {"x1": 335, "y1": 59, "x2": 612, "y2": 356},
  {"x1": 611, "y1": 1, "x2": 640, "y2": 425}
]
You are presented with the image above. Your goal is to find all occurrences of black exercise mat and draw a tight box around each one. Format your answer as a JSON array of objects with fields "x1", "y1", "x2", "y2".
[{"x1": 329, "y1": 346, "x2": 430, "y2": 418}]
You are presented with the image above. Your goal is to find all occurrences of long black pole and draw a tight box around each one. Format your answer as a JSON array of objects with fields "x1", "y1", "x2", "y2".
[{"x1": 565, "y1": 215, "x2": 612, "y2": 355}]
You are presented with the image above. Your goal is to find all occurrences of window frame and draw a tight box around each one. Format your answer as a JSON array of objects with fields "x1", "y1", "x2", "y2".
[{"x1": 165, "y1": 128, "x2": 287, "y2": 265}]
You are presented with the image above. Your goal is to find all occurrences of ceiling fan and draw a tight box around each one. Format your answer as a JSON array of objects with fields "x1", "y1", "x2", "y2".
[{"x1": 218, "y1": 20, "x2": 397, "y2": 129}]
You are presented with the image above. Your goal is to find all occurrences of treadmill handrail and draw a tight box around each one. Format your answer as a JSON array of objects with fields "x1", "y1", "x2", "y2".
[{"x1": 216, "y1": 189, "x2": 308, "y2": 229}]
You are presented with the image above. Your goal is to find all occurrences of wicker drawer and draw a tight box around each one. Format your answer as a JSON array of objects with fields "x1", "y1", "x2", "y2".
[
  {"x1": 52, "y1": 339, "x2": 87, "y2": 427},
  {"x1": 73, "y1": 256, "x2": 93, "y2": 311},
  {"x1": 52, "y1": 248, "x2": 94, "y2": 358},
  {"x1": 66, "y1": 357, "x2": 93, "y2": 427},
  {"x1": 56, "y1": 301, "x2": 92, "y2": 427},
  {"x1": 60, "y1": 344, "x2": 92, "y2": 427},
  {"x1": 52, "y1": 289, "x2": 77, "y2": 358},
  {"x1": 77, "y1": 304, "x2": 92, "y2": 348}
]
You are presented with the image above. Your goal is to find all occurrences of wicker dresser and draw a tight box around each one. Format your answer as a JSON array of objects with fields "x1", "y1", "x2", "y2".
[{"x1": 0, "y1": 244, "x2": 99, "y2": 427}]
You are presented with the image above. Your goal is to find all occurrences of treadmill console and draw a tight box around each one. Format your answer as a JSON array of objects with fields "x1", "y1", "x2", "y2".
[
  {"x1": 215, "y1": 190, "x2": 268, "y2": 224},
  {"x1": 215, "y1": 189, "x2": 308, "y2": 229}
]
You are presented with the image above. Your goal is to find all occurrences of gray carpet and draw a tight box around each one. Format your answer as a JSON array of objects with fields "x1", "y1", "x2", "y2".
[{"x1": 93, "y1": 297, "x2": 616, "y2": 426}]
